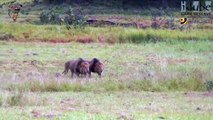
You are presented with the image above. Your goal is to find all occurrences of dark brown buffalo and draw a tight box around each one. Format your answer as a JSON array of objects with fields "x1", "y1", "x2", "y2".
[
  {"x1": 88, "y1": 58, "x2": 104, "y2": 77},
  {"x1": 63, "y1": 58, "x2": 90, "y2": 78}
]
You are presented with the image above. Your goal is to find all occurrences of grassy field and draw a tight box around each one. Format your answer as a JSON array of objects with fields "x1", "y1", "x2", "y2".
[
  {"x1": 0, "y1": 41, "x2": 212, "y2": 92},
  {"x1": 0, "y1": 39, "x2": 212, "y2": 119},
  {"x1": 0, "y1": 92, "x2": 213, "y2": 120},
  {"x1": 0, "y1": 23, "x2": 213, "y2": 43}
]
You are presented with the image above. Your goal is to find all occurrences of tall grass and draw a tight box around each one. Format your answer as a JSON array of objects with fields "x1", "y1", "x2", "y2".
[
  {"x1": 0, "y1": 40, "x2": 212, "y2": 92},
  {"x1": 2, "y1": 74, "x2": 207, "y2": 92},
  {"x1": 118, "y1": 28, "x2": 213, "y2": 43},
  {"x1": 0, "y1": 91, "x2": 48, "y2": 106},
  {"x1": 0, "y1": 23, "x2": 213, "y2": 43}
]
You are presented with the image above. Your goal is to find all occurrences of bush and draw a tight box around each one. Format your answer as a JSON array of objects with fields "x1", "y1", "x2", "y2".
[
  {"x1": 40, "y1": 7, "x2": 63, "y2": 24},
  {"x1": 39, "y1": 7, "x2": 86, "y2": 30},
  {"x1": 6, "y1": 92, "x2": 23, "y2": 106},
  {"x1": 4, "y1": 91, "x2": 48, "y2": 106},
  {"x1": 150, "y1": 8, "x2": 176, "y2": 30},
  {"x1": 204, "y1": 81, "x2": 213, "y2": 92},
  {"x1": 0, "y1": 33, "x2": 14, "y2": 41}
]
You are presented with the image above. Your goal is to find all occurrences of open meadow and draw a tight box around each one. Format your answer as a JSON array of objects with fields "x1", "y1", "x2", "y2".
[
  {"x1": 0, "y1": 0, "x2": 213, "y2": 120},
  {"x1": 0, "y1": 39, "x2": 213, "y2": 119}
]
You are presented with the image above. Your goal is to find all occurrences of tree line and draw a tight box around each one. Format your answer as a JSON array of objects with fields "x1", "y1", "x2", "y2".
[
  {"x1": 36, "y1": 0, "x2": 180, "y2": 8},
  {"x1": 34, "y1": 0, "x2": 210, "y2": 9}
]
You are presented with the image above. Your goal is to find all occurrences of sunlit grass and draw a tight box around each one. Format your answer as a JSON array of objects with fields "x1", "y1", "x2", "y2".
[{"x1": 0, "y1": 23, "x2": 213, "y2": 43}]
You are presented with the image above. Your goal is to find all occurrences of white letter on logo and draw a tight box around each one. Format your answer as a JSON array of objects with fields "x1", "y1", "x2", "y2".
[
  {"x1": 205, "y1": 1, "x2": 212, "y2": 13},
  {"x1": 181, "y1": 1, "x2": 186, "y2": 12},
  {"x1": 192, "y1": 1, "x2": 199, "y2": 11}
]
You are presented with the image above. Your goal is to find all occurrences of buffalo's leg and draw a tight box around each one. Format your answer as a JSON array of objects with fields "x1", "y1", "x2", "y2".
[
  {"x1": 76, "y1": 73, "x2": 80, "y2": 77},
  {"x1": 71, "y1": 72, "x2": 74, "y2": 78},
  {"x1": 89, "y1": 72, "x2": 92, "y2": 77},
  {"x1": 98, "y1": 73, "x2": 101, "y2": 78}
]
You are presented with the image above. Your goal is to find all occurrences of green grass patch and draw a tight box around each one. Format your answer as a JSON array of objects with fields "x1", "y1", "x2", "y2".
[
  {"x1": 0, "y1": 23, "x2": 213, "y2": 43},
  {"x1": 0, "y1": 92, "x2": 212, "y2": 120},
  {"x1": 0, "y1": 41, "x2": 212, "y2": 92},
  {"x1": 4, "y1": 77, "x2": 207, "y2": 92}
]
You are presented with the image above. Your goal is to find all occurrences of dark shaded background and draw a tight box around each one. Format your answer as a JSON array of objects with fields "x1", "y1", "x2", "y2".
[{"x1": 38, "y1": 0, "x2": 182, "y2": 8}]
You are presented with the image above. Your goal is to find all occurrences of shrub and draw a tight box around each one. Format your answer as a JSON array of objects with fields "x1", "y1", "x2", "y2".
[
  {"x1": 4, "y1": 91, "x2": 48, "y2": 106},
  {"x1": 40, "y1": 7, "x2": 63, "y2": 24},
  {"x1": 101, "y1": 80, "x2": 119, "y2": 91},
  {"x1": 204, "y1": 81, "x2": 213, "y2": 92},
  {"x1": 0, "y1": 33, "x2": 14, "y2": 41},
  {"x1": 6, "y1": 92, "x2": 23, "y2": 106},
  {"x1": 39, "y1": 7, "x2": 86, "y2": 30}
]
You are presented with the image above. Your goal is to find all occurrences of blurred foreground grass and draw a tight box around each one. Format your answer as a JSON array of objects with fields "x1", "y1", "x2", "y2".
[{"x1": 0, "y1": 92, "x2": 213, "y2": 120}]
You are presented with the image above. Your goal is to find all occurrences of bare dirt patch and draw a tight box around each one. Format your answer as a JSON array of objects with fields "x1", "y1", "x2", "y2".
[
  {"x1": 167, "y1": 57, "x2": 191, "y2": 64},
  {"x1": 31, "y1": 109, "x2": 61, "y2": 119},
  {"x1": 59, "y1": 98, "x2": 79, "y2": 111},
  {"x1": 76, "y1": 36, "x2": 94, "y2": 43},
  {"x1": 146, "y1": 53, "x2": 192, "y2": 65},
  {"x1": 201, "y1": 50, "x2": 213, "y2": 55},
  {"x1": 184, "y1": 92, "x2": 213, "y2": 98},
  {"x1": 202, "y1": 92, "x2": 213, "y2": 97},
  {"x1": 29, "y1": 100, "x2": 80, "y2": 119},
  {"x1": 48, "y1": 39, "x2": 72, "y2": 43},
  {"x1": 31, "y1": 98, "x2": 80, "y2": 119}
]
